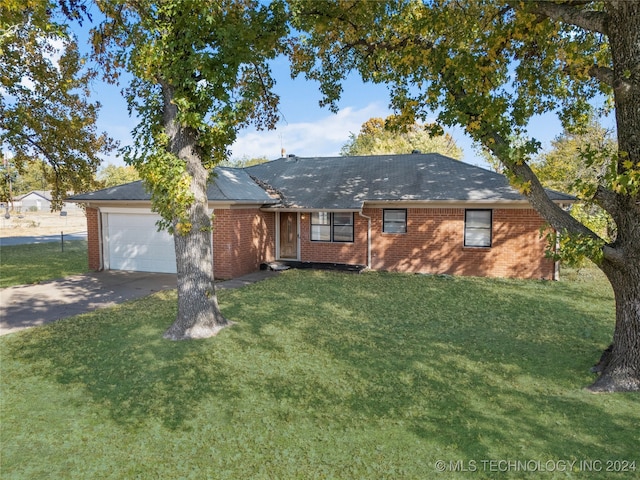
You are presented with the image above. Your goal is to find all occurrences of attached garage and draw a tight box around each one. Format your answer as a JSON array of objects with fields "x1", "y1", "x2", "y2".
[
  {"x1": 103, "y1": 211, "x2": 177, "y2": 274},
  {"x1": 70, "y1": 170, "x2": 279, "y2": 277}
]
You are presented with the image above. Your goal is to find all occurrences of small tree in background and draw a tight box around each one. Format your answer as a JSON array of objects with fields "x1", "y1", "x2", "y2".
[
  {"x1": 222, "y1": 156, "x2": 271, "y2": 168},
  {"x1": 341, "y1": 116, "x2": 462, "y2": 159},
  {"x1": 97, "y1": 164, "x2": 140, "y2": 188},
  {"x1": 532, "y1": 119, "x2": 617, "y2": 245}
]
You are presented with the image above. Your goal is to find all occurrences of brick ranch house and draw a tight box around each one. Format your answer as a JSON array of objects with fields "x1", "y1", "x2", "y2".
[{"x1": 70, "y1": 153, "x2": 574, "y2": 280}]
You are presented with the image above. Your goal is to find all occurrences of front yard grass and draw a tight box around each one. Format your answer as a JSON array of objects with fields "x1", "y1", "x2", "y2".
[
  {"x1": 0, "y1": 240, "x2": 88, "y2": 287},
  {"x1": 1, "y1": 269, "x2": 638, "y2": 479}
]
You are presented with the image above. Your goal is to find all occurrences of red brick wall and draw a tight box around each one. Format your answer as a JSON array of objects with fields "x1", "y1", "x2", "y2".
[
  {"x1": 84, "y1": 205, "x2": 554, "y2": 280},
  {"x1": 298, "y1": 212, "x2": 369, "y2": 266},
  {"x1": 363, "y1": 207, "x2": 555, "y2": 279},
  {"x1": 86, "y1": 207, "x2": 102, "y2": 271},
  {"x1": 212, "y1": 208, "x2": 275, "y2": 279}
]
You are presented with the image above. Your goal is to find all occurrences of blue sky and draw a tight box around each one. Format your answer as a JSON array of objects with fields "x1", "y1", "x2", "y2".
[
  {"x1": 4, "y1": 8, "x2": 614, "y2": 173},
  {"x1": 88, "y1": 41, "x2": 612, "y2": 172},
  {"x1": 93, "y1": 62, "x2": 558, "y2": 171}
]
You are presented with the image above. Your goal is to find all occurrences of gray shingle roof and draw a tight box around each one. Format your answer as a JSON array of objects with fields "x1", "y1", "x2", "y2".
[
  {"x1": 70, "y1": 167, "x2": 279, "y2": 204},
  {"x1": 16, "y1": 190, "x2": 52, "y2": 201},
  {"x1": 71, "y1": 153, "x2": 574, "y2": 208},
  {"x1": 245, "y1": 153, "x2": 574, "y2": 209}
]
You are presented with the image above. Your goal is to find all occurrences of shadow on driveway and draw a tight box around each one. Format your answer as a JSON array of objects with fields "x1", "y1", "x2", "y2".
[{"x1": 0, "y1": 271, "x2": 177, "y2": 336}]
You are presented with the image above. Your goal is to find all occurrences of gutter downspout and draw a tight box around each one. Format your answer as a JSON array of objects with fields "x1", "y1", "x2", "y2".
[
  {"x1": 358, "y1": 210, "x2": 371, "y2": 270},
  {"x1": 554, "y1": 228, "x2": 560, "y2": 281}
]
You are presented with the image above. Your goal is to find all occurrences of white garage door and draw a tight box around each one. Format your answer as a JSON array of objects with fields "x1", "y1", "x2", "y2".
[{"x1": 106, "y1": 213, "x2": 176, "y2": 273}]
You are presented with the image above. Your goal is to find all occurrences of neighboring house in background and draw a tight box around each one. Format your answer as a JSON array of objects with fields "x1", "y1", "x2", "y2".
[
  {"x1": 15, "y1": 191, "x2": 52, "y2": 211},
  {"x1": 15, "y1": 190, "x2": 82, "y2": 212},
  {"x1": 70, "y1": 153, "x2": 574, "y2": 280}
]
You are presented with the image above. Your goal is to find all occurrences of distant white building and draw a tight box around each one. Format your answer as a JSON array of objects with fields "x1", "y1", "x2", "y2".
[
  {"x1": 15, "y1": 191, "x2": 81, "y2": 212},
  {"x1": 15, "y1": 191, "x2": 51, "y2": 211}
]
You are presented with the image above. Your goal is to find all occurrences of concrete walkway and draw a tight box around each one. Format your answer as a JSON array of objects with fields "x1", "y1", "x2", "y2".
[{"x1": 0, "y1": 270, "x2": 279, "y2": 336}]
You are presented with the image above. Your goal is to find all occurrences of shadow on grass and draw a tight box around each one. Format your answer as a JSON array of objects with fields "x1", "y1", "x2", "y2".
[
  {"x1": 5, "y1": 290, "x2": 240, "y2": 430},
  {"x1": 224, "y1": 271, "x2": 639, "y2": 462},
  {"x1": 4, "y1": 269, "x2": 638, "y2": 466}
]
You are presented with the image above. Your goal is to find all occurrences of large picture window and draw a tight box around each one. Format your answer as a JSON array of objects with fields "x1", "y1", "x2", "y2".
[
  {"x1": 311, "y1": 212, "x2": 354, "y2": 242},
  {"x1": 464, "y1": 209, "x2": 492, "y2": 247},
  {"x1": 383, "y1": 209, "x2": 407, "y2": 233}
]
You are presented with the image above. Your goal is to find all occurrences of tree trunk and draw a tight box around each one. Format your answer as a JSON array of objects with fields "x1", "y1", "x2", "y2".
[
  {"x1": 589, "y1": 260, "x2": 640, "y2": 392},
  {"x1": 163, "y1": 206, "x2": 230, "y2": 341},
  {"x1": 160, "y1": 83, "x2": 230, "y2": 341},
  {"x1": 587, "y1": 1, "x2": 640, "y2": 391}
]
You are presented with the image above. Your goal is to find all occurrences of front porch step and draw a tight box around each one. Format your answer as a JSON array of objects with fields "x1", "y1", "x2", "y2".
[{"x1": 262, "y1": 261, "x2": 367, "y2": 273}]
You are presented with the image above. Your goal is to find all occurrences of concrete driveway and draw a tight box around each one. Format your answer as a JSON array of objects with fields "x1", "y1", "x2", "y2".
[
  {"x1": 0, "y1": 271, "x2": 177, "y2": 336},
  {"x1": 0, "y1": 269, "x2": 279, "y2": 336}
]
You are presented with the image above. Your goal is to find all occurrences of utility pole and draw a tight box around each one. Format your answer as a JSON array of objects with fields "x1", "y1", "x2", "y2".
[{"x1": 2, "y1": 152, "x2": 12, "y2": 219}]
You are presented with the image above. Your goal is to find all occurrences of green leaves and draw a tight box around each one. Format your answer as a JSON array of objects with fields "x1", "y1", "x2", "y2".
[
  {"x1": 95, "y1": 0, "x2": 289, "y2": 226},
  {"x1": 1, "y1": 0, "x2": 115, "y2": 208},
  {"x1": 543, "y1": 227, "x2": 606, "y2": 267},
  {"x1": 340, "y1": 115, "x2": 463, "y2": 159}
]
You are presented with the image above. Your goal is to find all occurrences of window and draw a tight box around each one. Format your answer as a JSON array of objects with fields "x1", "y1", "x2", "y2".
[
  {"x1": 310, "y1": 211, "x2": 331, "y2": 241},
  {"x1": 464, "y1": 209, "x2": 492, "y2": 247},
  {"x1": 311, "y1": 212, "x2": 354, "y2": 242},
  {"x1": 383, "y1": 209, "x2": 407, "y2": 233}
]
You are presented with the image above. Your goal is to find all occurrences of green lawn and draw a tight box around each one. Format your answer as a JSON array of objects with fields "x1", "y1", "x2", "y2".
[
  {"x1": 1, "y1": 269, "x2": 638, "y2": 479},
  {"x1": 0, "y1": 240, "x2": 88, "y2": 287}
]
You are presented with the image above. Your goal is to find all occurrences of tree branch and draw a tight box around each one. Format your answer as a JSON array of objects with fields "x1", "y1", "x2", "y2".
[
  {"x1": 589, "y1": 64, "x2": 615, "y2": 86},
  {"x1": 524, "y1": 1, "x2": 608, "y2": 35},
  {"x1": 490, "y1": 132, "x2": 598, "y2": 239},
  {"x1": 594, "y1": 184, "x2": 619, "y2": 213}
]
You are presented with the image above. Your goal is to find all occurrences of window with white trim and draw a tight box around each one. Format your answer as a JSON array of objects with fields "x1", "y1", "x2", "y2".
[
  {"x1": 310, "y1": 212, "x2": 354, "y2": 242},
  {"x1": 464, "y1": 209, "x2": 492, "y2": 247},
  {"x1": 383, "y1": 209, "x2": 407, "y2": 233}
]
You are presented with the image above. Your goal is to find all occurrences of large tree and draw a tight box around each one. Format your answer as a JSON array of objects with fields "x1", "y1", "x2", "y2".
[
  {"x1": 0, "y1": 0, "x2": 114, "y2": 209},
  {"x1": 341, "y1": 115, "x2": 463, "y2": 158},
  {"x1": 93, "y1": 0, "x2": 288, "y2": 340},
  {"x1": 290, "y1": 0, "x2": 639, "y2": 392}
]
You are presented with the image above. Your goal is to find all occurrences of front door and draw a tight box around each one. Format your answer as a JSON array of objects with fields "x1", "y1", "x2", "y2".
[{"x1": 279, "y1": 212, "x2": 298, "y2": 259}]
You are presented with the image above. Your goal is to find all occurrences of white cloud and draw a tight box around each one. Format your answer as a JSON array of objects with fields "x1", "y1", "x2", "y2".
[{"x1": 230, "y1": 102, "x2": 391, "y2": 160}]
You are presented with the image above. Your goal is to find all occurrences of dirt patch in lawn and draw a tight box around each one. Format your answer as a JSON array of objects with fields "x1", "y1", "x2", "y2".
[{"x1": 0, "y1": 210, "x2": 87, "y2": 237}]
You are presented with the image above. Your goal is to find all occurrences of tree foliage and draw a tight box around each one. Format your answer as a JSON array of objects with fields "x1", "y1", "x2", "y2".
[
  {"x1": 97, "y1": 163, "x2": 140, "y2": 188},
  {"x1": 533, "y1": 119, "x2": 616, "y2": 196},
  {"x1": 290, "y1": 0, "x2": 640, "y2": 392},
  {"x1": 222, "y1": 155, "x2": 270, "y2": 168},
  {"x1": 341, "y1": 115, "x2": 462, "y2": 158},
  {"x1": 0, "y1": 0, "x2": 115, "y2": 209},
  {"x1": 93, "y1": 0, "x2": 287, "y2": 231},
  {"x1": 1, "y1": 157, "x2": 54, "y2": 202},
  {"x1": 93, "y1": 0, "x2": 288, "y2": 339},
  {"x1": 533, "y1": 118, "x2": 617, "y2": 244}
]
